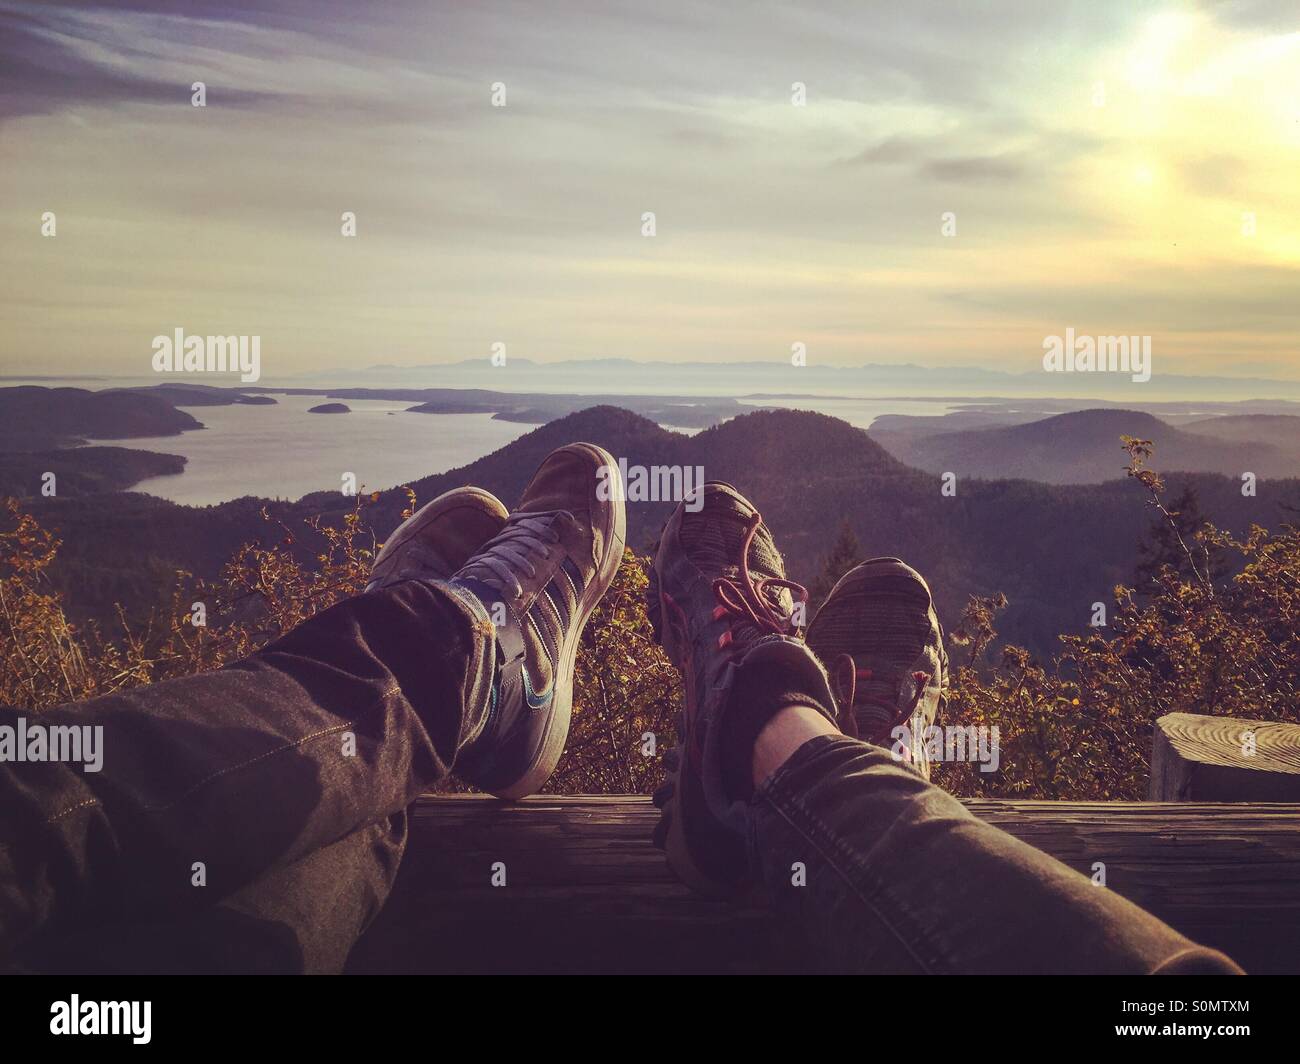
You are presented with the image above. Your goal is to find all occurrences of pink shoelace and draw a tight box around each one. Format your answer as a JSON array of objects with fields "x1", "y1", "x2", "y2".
[{"x1": 708, "y1": 512, "x2": 809, "y2": 654}]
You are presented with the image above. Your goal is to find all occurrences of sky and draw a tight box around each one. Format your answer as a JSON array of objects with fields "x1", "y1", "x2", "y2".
[{"x1": 1, "y1": 0, "x2": 1298, "y2": 387}]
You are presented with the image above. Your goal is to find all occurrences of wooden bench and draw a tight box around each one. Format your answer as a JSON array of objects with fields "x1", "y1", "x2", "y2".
[{"x1": 347, "y1": 795, "x2": 1300, "y2": 974}]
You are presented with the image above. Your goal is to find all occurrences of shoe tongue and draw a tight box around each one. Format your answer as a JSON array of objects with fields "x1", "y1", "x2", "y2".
[
  {"x1": 718, "y1": 565, "x2": 795, "y2": 647},
  {"x1": 516, "y1": 454, "x2": 590, "y2": 519},
  {"x1": 854, "y1": 680, "x2": 903, "y2": 741},
  {"x1": 463, "y1": 514, "x2": 548, "y2": 591},
  {"x1": 682, "y1": 511, "x2": 785, "y2": 585}
]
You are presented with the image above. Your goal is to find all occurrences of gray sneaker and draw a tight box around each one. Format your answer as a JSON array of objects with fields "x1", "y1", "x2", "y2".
[
  {"x1": 367, "y1": 487, "x2": 508, "y2": 590},
  {"x1": 450, "y1": 443, "x2": 626, "y2": 798}
]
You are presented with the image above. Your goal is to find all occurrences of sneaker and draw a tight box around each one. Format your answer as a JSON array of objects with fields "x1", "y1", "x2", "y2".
[
  {"x1": 805, "y1": 557, "x2": 948, "y2": 778},
  {"x1": 450, "y1": 443, "x2": 626, "y2": 799},
  {"x1": 367, "y1": 486, "x2": 508, "y2": 590},
  {"x1": 646, "y1": 482, "x2": 837, "y2": 896}
]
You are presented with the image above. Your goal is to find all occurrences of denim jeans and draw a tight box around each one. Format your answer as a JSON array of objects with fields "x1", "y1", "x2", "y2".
[
  {"x1": 750, "y1": 735, "x2": 1242, "y2": 973},
  {"x1": 0, "y1": 580, "x2": 490, "y2": 972},
  {"x1": 0, "y1": 582, "x2": 1241, "y2": 973}
]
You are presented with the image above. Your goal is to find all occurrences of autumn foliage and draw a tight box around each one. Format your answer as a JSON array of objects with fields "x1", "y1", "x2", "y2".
[
  {"x1": 2, "y1": 439, "x2": 1297, "y2": 799},
  {"x1": 0, "y1": 490, "x2": 680, "y2": 793},
  {"x1": 937, "y1": 438, "x2": 1300, "y2": 798}
]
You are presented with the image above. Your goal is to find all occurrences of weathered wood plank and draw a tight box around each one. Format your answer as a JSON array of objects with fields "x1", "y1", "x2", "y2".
[
  {"x1": 1150, "y1": 712, "x2": 1300, "y2": 801},
  {"x1": 346, "y1": 795, "x2": 1300, "y2": 974}
]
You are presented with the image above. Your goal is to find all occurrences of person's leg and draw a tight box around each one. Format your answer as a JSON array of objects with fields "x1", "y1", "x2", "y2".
[
  {"x1": 0, "y1": 489, "x2": 502, "y2": 961},
  {"x1": 30, "y1": 812, "x2": 407, "y2": 975},
  {"x1": 1, "y1": 441, "x2": 626, "y2": 969},
  {"x1": 0, "y1": 485, "x2": 511, "y2": 963},
  {"x1": 648, "y1": 484, "x2": 1243, "y2": 974},
  {"x1": 747, "y1": 705, "x2": 1242, "y2": 974}
]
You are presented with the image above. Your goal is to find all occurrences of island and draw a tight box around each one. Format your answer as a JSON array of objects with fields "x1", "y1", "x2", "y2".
[
  {"x1": 308, "y1": 403, "x2": 351, "y2": 414},
  {"x1": 0, "y1": 385, "x2": 203, "y2": 449}
]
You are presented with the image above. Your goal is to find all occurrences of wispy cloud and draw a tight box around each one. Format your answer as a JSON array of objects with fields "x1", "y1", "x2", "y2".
[{"x1": 2, "y1": 0, "x2": 1298, "y2": 385}]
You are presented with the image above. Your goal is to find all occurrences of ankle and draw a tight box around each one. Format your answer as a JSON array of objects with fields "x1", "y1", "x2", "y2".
[
  {"x1": 752, "y1": 704, "x2": 839, "y2": 789},
  {"x1": 719, "y1": 661, "x2": 837, "y2": 802},
  {"x1": 437, "y1": 580, "x2": 501, "y2": 752}
]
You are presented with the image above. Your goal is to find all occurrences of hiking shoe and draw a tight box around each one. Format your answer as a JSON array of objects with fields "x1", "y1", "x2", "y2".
[
  {"x1": 646, "y1": 482, "x2": 837, "y2": 896},
  {"x1": 367, "y1": 486, "x2": 508, "y2": 590},
  {"x1": 450, "y1": 443, "x2": 626, "y2": 799},
  {"x1": 806, "y1": 557, "x2": 947, "y2": 779}
]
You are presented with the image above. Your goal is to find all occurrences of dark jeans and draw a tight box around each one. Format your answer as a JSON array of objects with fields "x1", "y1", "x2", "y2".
[
  {"x1": 0, "y1": 581, "x2": 490, "y2": 973},
  {"x1": 750, "y1": 737, "x2": 1241, "y2": 973},
  {"x1": 0, "y1": 583, "x2": 1241, "y2": 973}
]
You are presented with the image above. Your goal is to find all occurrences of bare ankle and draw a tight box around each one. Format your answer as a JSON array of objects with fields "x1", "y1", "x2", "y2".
[{"x1": 752, "y1": 703, "x2": 840, "y2": 790}]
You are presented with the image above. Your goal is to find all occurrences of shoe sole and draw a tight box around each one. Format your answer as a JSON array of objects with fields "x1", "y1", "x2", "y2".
[
  {"x1": 807, "y1": 556, "x2": 939, "y2": 657},
  {"x1": 813, "y1": 556, "x2": 928, "y2": 607},
  {"x1": 652, "y1": 583, "x2": 747, "y2": 898},
  {"x1": 807, "y1": 556, "x2": 944, "y2": 776},
  {"x1": 492, "y1": 443, "x2": 627, "y2": 800}
]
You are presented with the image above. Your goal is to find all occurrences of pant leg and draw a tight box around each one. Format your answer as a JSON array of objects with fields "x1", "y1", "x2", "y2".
[
  {"x1": 749, "y1": 734, "x2": 1244, "y2": 974},
  {"x1": 0, "y1": 579, "x2": 492, "y2": 962},
  {"x1": 29, "y1": 811, "x2": 408, "y2": 975}
]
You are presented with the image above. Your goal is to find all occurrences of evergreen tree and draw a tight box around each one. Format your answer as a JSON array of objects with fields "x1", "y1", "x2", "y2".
[
  {"x1": 809, "y1": 518, "x2": 862, "y2": 607},
  {"x1": 1134, "y1": 485, "x2": 1224, "y2": 595}
]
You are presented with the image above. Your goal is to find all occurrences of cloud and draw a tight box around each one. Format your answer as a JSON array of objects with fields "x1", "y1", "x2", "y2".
[
  {"x1": 1178, "y1": 152, "x2": 1248, "y2": 196},
  {"x1": 837, "y1": 136, "x2": 923, "y2": 166},
  {"x1": 923, "y1": 153, "x2": 1025, "y2": 182},
  {"x1": 839, "y1": 137, "x2": 1027, "y2": 182},
  {"x1": 1, "y1": 0, "x2": 1296, "y2": 382},
  {"x1": 0, "y1": 1, "x2": 466, "y2": 121}
]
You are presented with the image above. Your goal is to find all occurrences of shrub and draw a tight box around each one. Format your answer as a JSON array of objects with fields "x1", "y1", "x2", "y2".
[
  {"x1": 937, "y1": 440, "x2": 1299, "y2": 798},
  {"x1": 3, "y1": 437, "x2": 1296, "y2": 799}
]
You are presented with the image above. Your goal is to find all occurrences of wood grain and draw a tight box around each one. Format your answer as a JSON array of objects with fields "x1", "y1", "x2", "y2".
[
  {"x1": 345, "y1": 795, "x2": 1300, "y2": 974},
  {"x1": 1150, "y1": 712, "x2": 1300, "y2": 801}
]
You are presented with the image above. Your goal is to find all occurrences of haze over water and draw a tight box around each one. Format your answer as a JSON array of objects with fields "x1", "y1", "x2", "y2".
[
  {"x1": 68, "y1": 390, "x2": 959, "y2": 505},
  {"x1": 87, "y1": 395, "x2": 533, "y2": 505}
]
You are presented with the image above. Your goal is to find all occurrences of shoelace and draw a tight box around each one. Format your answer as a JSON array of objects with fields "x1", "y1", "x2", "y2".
[
  {"x1": 831, "y1": 653, "x2": 929, "y2": 744},
  {"x1": 457, "y1": 513, "x2": 562, "y2": 599},
  {"x1": 711, "y1": 511, "x2": 808, "y2": 654}
]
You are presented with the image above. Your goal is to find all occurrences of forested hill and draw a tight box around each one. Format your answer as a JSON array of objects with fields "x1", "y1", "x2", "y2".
[
  {"x1": 0, "y1": 386, "x2": 202, "y2": 449},
  {"x1": 870, "y1": 407, "x2": 1294, "y2": 483},
  {"x1": 0, "y1": 447, "x2": 185, "y2": 497},
  {"x1": 22, "y1": 405, "x2": 1300, "y2": 657}
]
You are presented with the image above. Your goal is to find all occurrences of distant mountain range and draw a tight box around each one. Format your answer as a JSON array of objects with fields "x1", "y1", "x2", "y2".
[
  {"x1": 272, "y1": 356, "x2": 1300, "y2": 403},
  {"x1": 1182, "y1": 414, "x2": 1300, "y2": 448},
  {"x1": 21, "y1": 406, "x2": 1299, "y2": 659},
  {"x1": 5, "y1": 382, "x2": 1297, "y2": 499},
  {"x1": 870, "y1": 408, "x2": 1300, "y2": 484}
]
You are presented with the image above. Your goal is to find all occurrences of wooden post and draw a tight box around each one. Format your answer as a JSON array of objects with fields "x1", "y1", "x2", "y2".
[{"x1": 1150, "y1": 712, "x2": 1300, "y2": 802}]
